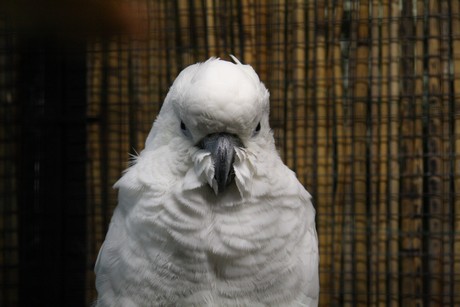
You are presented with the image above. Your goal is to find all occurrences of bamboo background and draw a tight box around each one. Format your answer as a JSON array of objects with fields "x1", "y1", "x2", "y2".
[{"x1": 1, "y1": 0, "x2": 460, "y2": 306}]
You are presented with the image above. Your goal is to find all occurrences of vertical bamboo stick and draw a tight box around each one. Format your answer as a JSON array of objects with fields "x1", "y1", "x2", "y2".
[
  {"x1": 380, "y1": 1, "x2": 398, "y2": 304},
  {"x1": 291, "y1": 0, "x2": 306, "y2": 177},
  {"x1": 451, "y1": 2, "x2": 460, "y2": 304},
  {"x1": 305, "y1": 0, "x2": 315, "y2": 190},
  {"x1": 352, "y1": 0, "x2": 370, "y2": 304},
  {"x1": 159, "y1": 1, "x2": 171, "y2": 97},
  {"x1": 205, "y1": 0, "x2": 218, "y2": 56},
  {"x1": 399, "y1": 0, "x2": 424, "y2": 305},
  {"x1": 284, "y1": 1, "x2": 295, "y2": 169},
  {"x1": 128, "y1": 0, "x2": 150, "y2": 151},
  {"x1": 440, "y1": 1, "x2": 453, "y2": 304},
  {"x1": 388, "y1": 2, "x2": 400, "y2": 305},
  {"x1": 315, "y1": 1, "x2": 332, "y2": 305},
  {"x1": 241, "y1": 0, "x2": 256, "y2": 64},
  {"x1": 369, "y1": 1, "x2": 384, "y2": 304},
  {"x1": 340, "y1": 2, "x2": 355, "y2": 303},
  {"x1": 427, "y1": 0, "x2": 443, "y2": 304},
  {"x1": 86, "y1": 38, "x2": 106, "y2": 303},
  {"x1": 177, "y1": 0, "x2": 191, "y2": 66},
  {"x1": 328, "y1": 1, "x2": 346, "y2": 304},
  {"x1": 268, "y1": 1, "x2": 286, "y2": 154},
  {"x1": 413, "y1": 1, "x2": 425, "y2": 304},
  {"x1": 190, "y1": 0, "x2": 207, "y2": 62},
  {"x1": 440, "y1": 1, "x2": 455, "y2": 306},
  {"x1": 165, "y1": 1, "x2": 179, "y2": 82},
  {"x1": 147, "y1": 0, "x2": 162, "y2": 126},
  {"x1": 255, "y1": 2, "x2": 268, "y2": 79},
  {"x1": 107, "y1": 38, "x2": 124, "y2": 213}
]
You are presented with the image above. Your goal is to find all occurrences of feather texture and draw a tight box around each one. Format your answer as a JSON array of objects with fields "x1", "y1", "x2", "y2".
[{"x1": 95, "y1": 57, "x2": 319, "y2": 306}]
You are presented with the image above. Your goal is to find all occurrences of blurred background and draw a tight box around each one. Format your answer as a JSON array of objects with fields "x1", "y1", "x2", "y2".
[{"x1": 1, "y1": 0, "x2": 459, "y2": 306}]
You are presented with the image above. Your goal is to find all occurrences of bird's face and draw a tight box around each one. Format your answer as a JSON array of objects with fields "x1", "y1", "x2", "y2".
[{"x1": 164, "y1": 57, "x2": 270, "y2": 194}]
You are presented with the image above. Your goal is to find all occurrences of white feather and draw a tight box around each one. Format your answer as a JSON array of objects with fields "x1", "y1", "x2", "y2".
[{"x1": 95, "y1": 57, "x2": 319, "y2": 306}]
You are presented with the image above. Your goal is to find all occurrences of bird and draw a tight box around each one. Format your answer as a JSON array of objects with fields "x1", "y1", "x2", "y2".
[{"x1": 94, "y1": 56, "x2": 319, "y2": 306}]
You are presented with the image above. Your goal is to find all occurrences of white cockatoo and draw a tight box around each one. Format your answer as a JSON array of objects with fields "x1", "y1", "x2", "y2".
[{"x1": 94, "y1": 56, "x2": 319, "y2": 306}]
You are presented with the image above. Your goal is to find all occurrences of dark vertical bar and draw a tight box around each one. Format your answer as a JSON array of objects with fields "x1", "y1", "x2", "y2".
[
  {"x1": 128, "y1": 50, "x2": 138, "y2": 157},
  {"x1": 17, "y1": 38, "x2": 87, "y2": 306},
  {"x1": 100, "y1": 41, "x2": 109, "y2": 235}
]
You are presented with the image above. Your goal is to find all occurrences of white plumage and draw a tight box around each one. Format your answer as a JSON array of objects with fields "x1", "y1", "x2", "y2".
[{"x1": 95, "y1": 57, "x2": 319, "y2": 306}]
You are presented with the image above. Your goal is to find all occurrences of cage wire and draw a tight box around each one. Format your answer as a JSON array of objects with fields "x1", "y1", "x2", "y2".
[{"x1": 1, "y1": 0, "x2": 460, "y2": 306}]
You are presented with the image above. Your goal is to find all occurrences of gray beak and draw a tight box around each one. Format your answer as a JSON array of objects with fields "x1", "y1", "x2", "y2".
[{"x1": 198, "y1": 133, "x2": 243, "y2": 194}]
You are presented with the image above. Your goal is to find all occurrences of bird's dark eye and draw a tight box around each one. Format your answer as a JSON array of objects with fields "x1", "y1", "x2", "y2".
[
  {"x1": 180, "y1": 121, "x2": 191, "y2": 137},
  {"x1": 255, "y1": 122, "x2": 261, "y2": 133}
]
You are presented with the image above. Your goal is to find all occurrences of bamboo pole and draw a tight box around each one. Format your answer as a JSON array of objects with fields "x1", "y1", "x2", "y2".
[
  {"x1": 380, "y1": 1, "x2": 397, "y2": 304},
  {"x1": 255, "y1": 2, "x2": 268, "y2": 80},
  {"x1": 165, "y1": 1, "x2": 178, "y2": 83},
  {"x1": 314, "y1": 1, "x2": 333, "y2": 304},
  {"x1": 369, "y1": 0, "x2": 385, "y2": 304},
  {"x1": 177, "y1": 0, "x2": 191, "y2": 66},
  {"x1": 147, "y1": 0, "x2": 162, "y2": 129},
  {"x1": 440, "y1": 1, "x2": 453, "y2": 304},
  {"x1": 352, "y1": 0, "x2": 370, "y2": 304},
  {"x1": 427, "y1": 0, "x2": 443, "y2": 304},
  {"x1": 340, "y1": 2, "x2": 355, "y2": 303},
  {"x1": 399, "y1": 0, "x2": 424, "y2": 305},
  {"x1": 289, "y1": 0, "x2": 306, "y2": 176},
  {"x1": 388, "y1": 2, "x2": 400, "y2": 305},
  {"x1": 205, "y1": 0, "x2": 218, "y2": 57},
  {"x1": 284, "y1": 1, "x2": 295, "y2": 169},
  {"x1": 129, "y1": 0, "x2": 149, "y2": 142},
  {"x1": 107, "y1": 38, "x2": 127, "y2": 214},
  {"x1": 412, "y1": 0, "x2": 425, "y2": 304},
  {"x1": 159, "y1": 1, "x2": 171, "y2": 97},
  {"x1": 86, "y1": 38, "x2": 104, "y2": 303},
  {"x1": 241, "y1": 0, "x2": 256, "y2": 64},
  {"x1": 329, "y1": 1, "x2": 345, "y2": 304},
  {"x1": 305, "y1": 0, "x2": 315, "y2": 191},
  {"x1": 267, "y1": 1, "x2": 286, "y2": 155},
  {"x1": 451, "y1": 2, "x2": 460, "y2": 304},
  {"x1": 190, "y1": 0, "x2": 207, "y2": 61},
  {"x1": 87, "y1": 41, "x2": 102, "y2": 245}
]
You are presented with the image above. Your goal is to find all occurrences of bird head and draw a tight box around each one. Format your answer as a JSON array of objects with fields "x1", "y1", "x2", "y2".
[{"x1": 145, "y1": 56, "x2": 271, "y2": 195}]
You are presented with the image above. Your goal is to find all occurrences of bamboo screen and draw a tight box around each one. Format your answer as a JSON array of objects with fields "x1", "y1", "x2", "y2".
[
  {"x1": 1, "y1": 0, "x2": 460, "y2": 306},
  {"x1": 85, "y1": 0, "x2": 460, "y2": 305}
]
